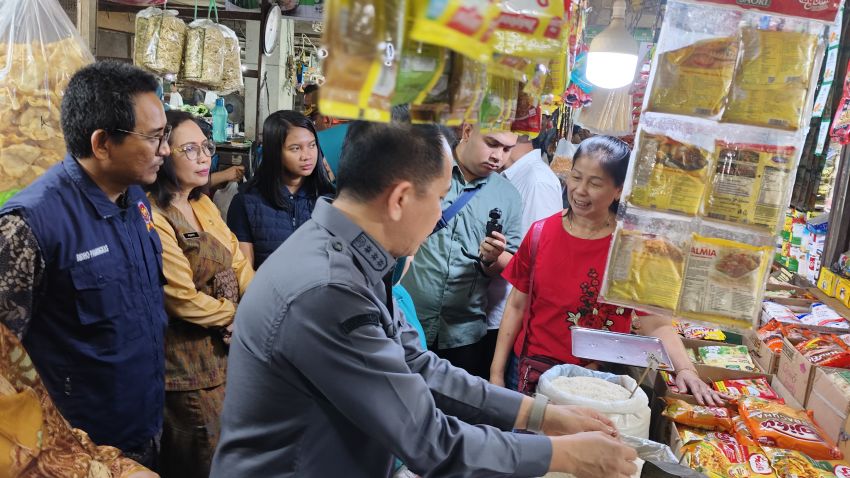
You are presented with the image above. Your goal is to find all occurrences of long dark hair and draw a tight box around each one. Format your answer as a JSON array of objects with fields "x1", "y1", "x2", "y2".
[
  {"x1": 249, "y1": 110, "x2": 335, "y2": 210},
  {"x1": 145, "y1": 110, "x2": 209, "y2": 208},
  {"x1": 572, "y1": 135, "x2": 631, "y2": 213}
]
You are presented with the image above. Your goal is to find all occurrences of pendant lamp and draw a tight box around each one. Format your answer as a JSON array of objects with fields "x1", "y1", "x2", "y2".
[{"x1": 586, "y1": 0, "x2": 639, "y2": 89}]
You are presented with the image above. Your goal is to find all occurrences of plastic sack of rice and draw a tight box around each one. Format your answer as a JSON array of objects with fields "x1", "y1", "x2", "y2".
[{"x1": 538, "y1": 364, "x2": 651, "y2": 438}]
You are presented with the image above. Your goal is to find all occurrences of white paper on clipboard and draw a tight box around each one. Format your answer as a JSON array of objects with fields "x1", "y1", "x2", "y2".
[{"x1": 571, "y1": 327, "x2": 674, "y2": 371}]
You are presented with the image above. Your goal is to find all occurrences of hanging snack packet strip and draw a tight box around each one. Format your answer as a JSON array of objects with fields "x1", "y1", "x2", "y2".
[
  {"x1": 739, "y1": 397, "x2": 842, "y2": 460},
  {"x1": 605, "y1": 230, "x2": 686, "y2": 312},
  {"x1": 491, "y1": 0, "x2": 565, "y2": 60},
  {"x1": 647, "y1": 37, "x2": 739, "y2": 119},
  {"x1": 319, "y1": 0, "x2": 404, "y2": 122},
  {"x1": 722, "y1": 28, "x2": 819, "y2": 131},
  {"x1": 446, "y1": 54, "x2": 487, "y2": 126},
  {"x1": 408, "y1": 0, "x2": 498, "y2": 64},
  {"x1": 511, "y1": 82, "x2": 543, "y2": 137},
  {"x1": 629, "y1": 131, "x2": 712, "y2": 216},
  {"x1": 704, "y1": 141, "x2": 796, "y2": 230},
  {"x1": 663, "y1": 398, "x2": 734, "y2": 432},
  {"x1": 409, "y1": 49, "x2": 451, "y2": 123},
  {"x1": 677, "y1": 234, "x2": 771, "y2": 328}
]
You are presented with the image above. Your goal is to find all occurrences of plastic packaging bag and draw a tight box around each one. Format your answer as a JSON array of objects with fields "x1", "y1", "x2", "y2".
[
  {"x1": 679, "y1": 428, "x2": 778, "y2": 477},
  {"x1": 645, "y1": 2, "x2": 742, "y2": 119},
  {"x1": 319, "y1": 0, "x2": 403, "y2": 122},
  {"x1": 216, "y1": 24, "x2": 243, "y2": 95},
  {"x1": 409, "y1": 0, "x2": 498, "y2": 64},
  {"x1": 491, "y1": 0, "x2": 565, "y2": 60},
  {"x1": 627, "y1": 115, "x2": 715, "y2": 216},
  {"x1": 479, "y1": 75, "x2": 517, "y2": 133},
  {"x1": 0, "y1": 0, "x2": 94, "y2": 194},
  {"x1": 714, "y1": 378, "x2": 781, "y2": 401},
  {"x1": 698, "y1": 345, "x2": 757, "y2": 371},
  {"x1": 678, "y1": 230, "x2": 772, "y2": 328},
  {"x1": 602, "y1": 210, "x2": 691, "y2": 313},
  {"x1": 663, "y1": 398, "x2": 734, "y2": 431},
  {"x1": 740, "y1": 397, "x2": 842, "y2": 460},
  {"x1": 393, "y1": 21, "x2": 445, "y2": 107},
  {"x1": 107, "y1": 0, "x2": 165, "y2": 6},
  {"x1": 134, "y1": 7, "x2": 186, "y2": 76},
  {"x1": 762, "y1": 447, "x2": 850, "y2": 478},
  {"x1": 446, "y1": 54, "x2": 487, "y2": 126},
  {"x1": 511, "y1": 82, "x2": 543, "y2": 137},
  {"x1": 538, "y1": 365, "x2": 651, "y2": 438},
  {"x1": 181, "y1": 19, "x2": 225, "y2": 89}
]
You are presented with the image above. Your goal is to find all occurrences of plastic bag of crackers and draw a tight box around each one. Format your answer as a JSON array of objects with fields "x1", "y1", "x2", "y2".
[{"x1": 0, "y1": 0, "x2": 94, "y2": 196}]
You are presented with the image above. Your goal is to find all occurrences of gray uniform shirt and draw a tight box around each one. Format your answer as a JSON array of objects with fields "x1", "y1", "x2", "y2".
[{"x1": 211, "y1": 198, "x2": 551, "y2": 478}]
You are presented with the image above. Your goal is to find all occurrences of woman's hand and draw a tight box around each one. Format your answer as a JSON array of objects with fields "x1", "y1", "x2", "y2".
[
  {"x1": 489, "y1": 371, "x2": 505, "y2": 388},
  {"x1": 674, "y1": 369, "x2": 726, "y2": 406}
]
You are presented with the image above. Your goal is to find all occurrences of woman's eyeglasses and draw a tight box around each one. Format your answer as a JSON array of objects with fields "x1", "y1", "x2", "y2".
[{"x1": 173, "y1": 140, "x2": 216, "y2": 162}]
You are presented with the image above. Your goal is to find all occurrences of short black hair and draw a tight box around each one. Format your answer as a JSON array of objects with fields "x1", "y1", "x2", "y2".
[
  {"x1": 61, "y1": 61, "x2": 160, "y2": 159},
  {"x1": 248, "y1": 110, "x2": 335, "y2": 210},
  {"x1": 573, "y1": 135, "x2": 631, "y2": 212},
  {"x1": 337, "y1": 121, "x2": 446, "y2": 201},
  {"x1": 145, "y1": 111, "x2": 209, "y2": 208},
  {"x1": 303, "y1": 84, "x2": 319, "y2": 96}
]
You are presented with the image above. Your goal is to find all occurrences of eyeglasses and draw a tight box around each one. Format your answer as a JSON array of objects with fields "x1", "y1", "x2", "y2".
[
  {"x1": 174, "y1": 140, "x2": 216, "y2": 162},
  {"x1": 114, "y1": 124, "x2": 173, "y2": 153}
]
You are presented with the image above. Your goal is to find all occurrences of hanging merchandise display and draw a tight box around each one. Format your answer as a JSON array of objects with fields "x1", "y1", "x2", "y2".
[
  {"x1": 318, "y1": 0, "x2": 404, "y2": 123},
  {"x1": 133, "y1": 7, "x2": 187, "y2": 77},
  {"x1": 831, "y1": 60, "x2": 850, "y2": 144},
  {"x1": 217, "y1": 24, "x2": 244, "y2": 95},
  {"x1": 393, "y1": 3, "x2": 446, "y2": 107},
  {"x1": 408, "y1": 0, "x2": 499, "y2": 64},
  {"x1": 600, "y1": 0, "x2": 830, "y2": 331},
  {"x1": 0, "y1": 0, "x2": 94, "y2": 196}
]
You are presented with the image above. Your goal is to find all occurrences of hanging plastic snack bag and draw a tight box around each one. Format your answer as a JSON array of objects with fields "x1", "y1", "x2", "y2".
[
  {"x1": 698, "y1": 345, "x2": 757, "y2": 372},
  {"x1": 408, "y1": 0, "x2": 498, "y2": 64},
  {"x1": 722, "y1": 21, "x2": 821, "y2": 131},
  {"x1": 393, "y1": 37, "x2": 445, "y2": 106},
  {"x1": 627, "y1": 115, "x2": 714, "y2": 216},
  {"x1": 409, "y1": 50, "x2": 451, "y2": 123},
  {"x1": 677, "y1": 231, "x2": 772, "y2": 329},
  {"x1": 713, "y1": 378, "x2": 781, "y2": 401},
  {"x1": 0, "y1": 0, "x2": 94, "y2": 194},
  {"x1": 740, "y1": 397, "x2": 842, "y2": 460},
  {"x1": 446, "y1": 54, "x2": 487, "y2": 126},
  {"x1": 479, "y1": 75, "x2": 518, "y2": 133},
  {"x1": 511, "y1": 82, "x2": 542, "y2": 137},
  {"x1": 135, "y1": 8, "x2": 186, "y2": 76},
  {"x1": 704, "y1": 140, "x2": 797, "y2": 230},
  {"x1": 319, "y1": 0, "x2": 404, "y2": 123},
  {"x1": 645, "y1": 2, "x2": 741, "y2": 119},
  {"x1": 216, "y1": 24, "x2": 243, "y2": 95},
  {"x1": 663, "y1": 398, "x2": 734, "y2": 431},
  {"x1": 491, "y1": 0, "x2": 565, "y2": 60},
  {"x1": 603, "y1": 210, "x2": 689, "y2": 313},
  {"x1": 181, "y1": 19, "x2": 225, "y2": 89}
]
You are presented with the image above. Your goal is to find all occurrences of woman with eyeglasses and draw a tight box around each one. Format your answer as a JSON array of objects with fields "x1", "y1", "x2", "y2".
[
  {"x1": 227, "y1": 110, "x2": 336, "y2": 269},
  {"x1": 145, "y1": 110, "x2": 254, "y2": 478}
]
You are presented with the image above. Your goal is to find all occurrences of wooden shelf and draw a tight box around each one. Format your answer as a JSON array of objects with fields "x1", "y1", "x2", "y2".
[{"x1": 97, "y1": 1, "x2": 263, "y2": 21}]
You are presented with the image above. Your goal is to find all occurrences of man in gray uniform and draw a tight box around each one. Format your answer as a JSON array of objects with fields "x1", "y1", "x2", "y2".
[{"x1": 211, "y1": 121, "x2": 638, "y2": 478}]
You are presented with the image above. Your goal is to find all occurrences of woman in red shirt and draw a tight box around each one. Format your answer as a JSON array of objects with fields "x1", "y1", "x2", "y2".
[{"x1": 489, "y1": 136, "x2": 724, "y2": 406}]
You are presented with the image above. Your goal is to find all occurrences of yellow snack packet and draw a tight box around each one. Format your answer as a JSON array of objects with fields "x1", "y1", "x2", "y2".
[
  {"x1": 479, "y1": 75, "x2": 518, "y2": 133},
  {"x1": 491, "y1": 0, "x2": 565, "y2": 59},
  {"x1": 319, "y1": 0, "x2": 404, "y2": 122},
  {"x1": 704, "y1": 141, "x2": 796, "y2": 230},
  {"x1": 647, "y1": 37, "x2": 739, "y2": 118},
  {"x1": 393, "y1": 13, "x2": 446, "y2": 106},
  {"x1": 629, "y1": 131, "x2": 712, "y2": 216},
  {"x1": 409, "y1": 0, "x2": 498, "y2": 64},
  {"x1": 678, "y1": 235, "x2": 772, "y2": 329},
  {"x1": 605, "y1": 230, "x2": 686, "y2": 311},
  {"x1": 446, "y1": 54, "x2": 487, "y2": 126}
]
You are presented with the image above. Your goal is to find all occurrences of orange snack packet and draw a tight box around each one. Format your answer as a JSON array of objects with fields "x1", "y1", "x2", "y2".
[
  {"x1": 757, "y1": 319, "x2": 785, "y2": 353},
  {"x1": 663, "y1": 398, "x2": 734, "y2": 432},
  {"x1": 679, "y1": 428, "x2": 777, "y2": 477},
  {"x1": 739, "y1": 397, "x2": 842, "y2": 460}
]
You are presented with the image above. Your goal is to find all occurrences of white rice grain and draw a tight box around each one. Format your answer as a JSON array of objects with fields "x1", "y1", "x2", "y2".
[{"x1": 550, "y1": 376, "x2": 630, "y2": 402}]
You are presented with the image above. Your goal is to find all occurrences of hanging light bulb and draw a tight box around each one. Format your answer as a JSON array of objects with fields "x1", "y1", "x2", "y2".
[{"x1": 586, "y1": 0, "x2": 639, "y2": 89}]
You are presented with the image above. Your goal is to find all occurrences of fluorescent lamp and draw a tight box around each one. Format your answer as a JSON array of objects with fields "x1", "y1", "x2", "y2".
[{"x1": 586, "y1": 0, "x2": 639, "y2": 89}]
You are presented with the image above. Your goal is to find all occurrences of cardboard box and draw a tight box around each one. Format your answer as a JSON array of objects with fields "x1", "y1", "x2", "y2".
[
  {"x1": 776, "y1": 336, "x2": 841, "y2": 407},
  {"x1": 682, "y1": 338, "x2": 763, "y2": 374},
  {"x1": 808, "y1": 367, "x2": 850, "y2": 459},
  {"x1": 744, "y1": 330, "x2": 779, "y2": 375}
]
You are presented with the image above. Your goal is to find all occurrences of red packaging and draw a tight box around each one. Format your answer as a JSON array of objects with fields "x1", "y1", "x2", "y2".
[
  {"x1": 796, "y1": 336, "x2": 850, "y2": 368},
  {"x1": 713, "y1": 378, "x2": 782, "y2": 401}
]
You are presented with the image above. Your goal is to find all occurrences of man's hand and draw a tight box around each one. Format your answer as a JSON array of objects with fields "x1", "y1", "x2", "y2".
[
  {"x1": 222, "y1": 322, "x2": 235, "y2": 345},
  {"x1": 542, "y1": 404, "x2": 619, "y2": 438},
  {"x1": 479, "y1": 231, "x2": 506, "y2": 265},
  {"x1": 674, "y1": 369, "x2": 727, "y2": 406},
  {"x1": 549, "y1": 432, "x2": 638, "y2": 478}
]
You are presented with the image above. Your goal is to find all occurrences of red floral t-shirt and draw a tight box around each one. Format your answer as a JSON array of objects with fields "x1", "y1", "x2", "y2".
[{"x1": 502, "y1": 212, "x2": 637, "y2": 364}]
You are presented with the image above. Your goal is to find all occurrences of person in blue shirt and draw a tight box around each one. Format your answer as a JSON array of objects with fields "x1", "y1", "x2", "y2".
[
  {"x1": 227, "y1": 110, "x2": 335, "y2": 269},
  {"x1": 0, "y1": 61, "x2": 170, "y2": 470}
]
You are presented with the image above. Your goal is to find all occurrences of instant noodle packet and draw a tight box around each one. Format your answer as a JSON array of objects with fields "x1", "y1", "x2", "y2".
[
  {"x1": 409, "y1": 0, "x2": 498, "y2": 63},
  {"x1": 739, "y1": 397, "x2": 842, "y2": 460},
  {"x1": 663, "y1": 398, "x2": 734, "y2": 431},
  {"x1": 319, "y1": 0, "x2": 404, "y2": 122},
  {"x1": 732, "y1": 415, "x2": 759, "y2": 447},
  {"x1": 629, "y1": 131, "x2": 712, "y2": 216},
  {"x1": 762, "y1": 447, "x2": 850, "y2": 478},
  {"x1": 796, "y1": 335, "x2": 850, "y2": 368},
  {"x1": 679, "y1": 428, "x2": 777, "y2": 477},
  {"x1": 758, "y1": 320, "x2": 786, "y2": 353},
  {"x1": 674, "y1": 320, "x2": 727, "y2": 341},
  {"x1": 699, "y1": 345, "x2": 757, "y2": 371},
  {"x1": 714, "y1": 378, "x2": 781, "y2": 401}
]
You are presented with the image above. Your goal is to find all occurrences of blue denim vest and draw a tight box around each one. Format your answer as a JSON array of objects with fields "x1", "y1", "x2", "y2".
[{"x1": 1, "y1": 156, "x2": 168, "y2": 451}]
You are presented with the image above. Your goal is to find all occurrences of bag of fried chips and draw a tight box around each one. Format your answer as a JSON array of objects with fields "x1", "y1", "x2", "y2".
[
  {"x1": 663, "y1": 398, "x2": 734, "y2": 432},
  {"x1": 216, "y1": 24, "x2": 243, "y2": 95},
  {"x1": 0, "y1": 0, "x2": 94, "y2": 194},
  {"x1": 134, "y1": 7, "x2": 186, "y2": 76},
  {"x1": 181, "y1": 19, "x2": 225, "y2": 89},
  {"x1": 740, "y1": 397, "x2": 842, "y2": 460}
]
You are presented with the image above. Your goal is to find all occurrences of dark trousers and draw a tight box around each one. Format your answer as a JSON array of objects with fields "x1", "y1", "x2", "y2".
[
  {"x1": 123, "y1": 433, "x2": 161, "y2": 472},
  {"x1": 435, "y1": 337, "x2": 492, "y2": 380}
]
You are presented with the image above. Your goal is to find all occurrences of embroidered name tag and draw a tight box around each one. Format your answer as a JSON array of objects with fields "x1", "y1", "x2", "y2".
[
  {"x1": 76, "y1": 245, "x2": 110, "y2": 263},
  {"x1": 183, "y1": 232, "x2": 200, "y2": 239},
  {"x1": 340, "y1": 313, "x2": 381, "y2": 335}
]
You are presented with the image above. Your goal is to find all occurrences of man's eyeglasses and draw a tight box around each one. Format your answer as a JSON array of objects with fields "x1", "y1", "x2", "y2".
[
  {"x1": 174, "y1": 140, "x2": 216, "y2": 162},
  {"x1": 114, "y1": 124, "x2": 172, "y2": 153}
]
